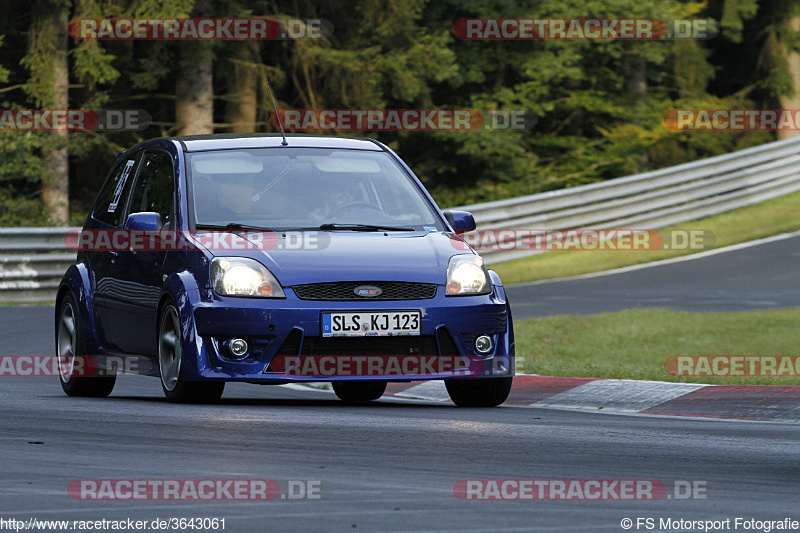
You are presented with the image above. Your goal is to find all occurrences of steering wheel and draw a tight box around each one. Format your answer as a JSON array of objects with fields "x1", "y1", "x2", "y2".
[{"x1": 331, "y1": 201, "x2": 382, "y2": 217}]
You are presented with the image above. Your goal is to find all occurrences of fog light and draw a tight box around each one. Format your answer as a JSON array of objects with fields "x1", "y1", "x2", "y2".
[
  {"x1": 223, "y1": 338, "x2": 249, "y2": 359},
  {"x1": 474, "y1": 335, "x2": 494, "y2": 355}
]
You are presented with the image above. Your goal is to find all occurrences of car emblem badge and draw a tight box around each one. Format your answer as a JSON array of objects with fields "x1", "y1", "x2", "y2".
[{"x1": 355, "y1": 285, "x2": 382, "y2": 297}]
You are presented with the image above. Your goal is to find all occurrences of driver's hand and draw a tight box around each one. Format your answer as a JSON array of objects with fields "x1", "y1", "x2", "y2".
[{"x1": 318, "y1": 191, "x2": 353, "y2": 219}]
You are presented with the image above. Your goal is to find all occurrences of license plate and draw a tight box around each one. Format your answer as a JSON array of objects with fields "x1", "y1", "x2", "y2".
[{"x1": 321, "y1": 311, "x2": 421, "y2": 337}]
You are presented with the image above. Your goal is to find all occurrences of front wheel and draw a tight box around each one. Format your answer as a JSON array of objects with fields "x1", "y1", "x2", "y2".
[
  {"x1": 158, "y1": 301, "x2": 224, "y2": 403},
  {"x1": 445, "y1": 377, "x2": 512, "y2": 407},
  {"x1": 57, "y1": 292, "x2": 116, "y2": 397},
  {"x1": 332, "y1": 381, "x2": 387, "y2": 403}
]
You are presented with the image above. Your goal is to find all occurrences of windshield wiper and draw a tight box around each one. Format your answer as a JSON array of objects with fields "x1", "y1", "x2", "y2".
[
  {"x1": 318, "y1": 223, "x2": 415, "y2": 232},
  {"x1": 194, "y1": 223, "x2": 269, "y2": 231}
]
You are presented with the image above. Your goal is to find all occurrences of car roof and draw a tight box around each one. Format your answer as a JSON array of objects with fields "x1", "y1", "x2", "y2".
[{"x1": 171, "y1": 133, "x2": 385, "y2": 153}]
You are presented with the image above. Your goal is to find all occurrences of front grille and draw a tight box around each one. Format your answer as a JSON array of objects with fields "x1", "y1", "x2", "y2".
[
  {"x1": 300, "y1": 335, "x2": 439, "y2": 356},
  {"x1": 292, "y1": 281, "x2": 437, "y2": 301}
]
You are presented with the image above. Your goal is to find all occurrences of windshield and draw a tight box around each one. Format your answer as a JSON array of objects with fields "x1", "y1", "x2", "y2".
[{"x1": 187, "y1": 148, "x2": 444, "y2": 230}]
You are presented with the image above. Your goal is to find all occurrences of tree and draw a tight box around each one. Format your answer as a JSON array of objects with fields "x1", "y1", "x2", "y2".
[
  {"x1": 176, "y1": 42, "x2": 214, "y2": 135},
  {"x1": 225, "y1": 42, "x2": 259, "y2": 133},
  {"x1": 721, "y1": 0, "x2": 800, "y2": 139},
  {"x1": 22, "y1": 0, "x2": 71, "y2": 225}
]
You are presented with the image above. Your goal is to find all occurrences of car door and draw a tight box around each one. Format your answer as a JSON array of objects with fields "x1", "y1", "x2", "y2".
[
  {"x1": 103, "y1": 150, "x2": 176, "y2": 355},
  {"x1": 90, "y1": 152, "x2": 142, "y2": 350}
]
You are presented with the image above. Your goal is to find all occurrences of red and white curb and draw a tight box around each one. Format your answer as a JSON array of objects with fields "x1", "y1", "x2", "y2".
[{"x1": 377, "y1": 375, "x2": 800, "y2": 422}]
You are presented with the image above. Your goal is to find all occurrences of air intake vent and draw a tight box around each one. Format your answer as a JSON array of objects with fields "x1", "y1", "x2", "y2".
[{"x1": 292, "y1": 281, "x2": 437, "y2": 301}]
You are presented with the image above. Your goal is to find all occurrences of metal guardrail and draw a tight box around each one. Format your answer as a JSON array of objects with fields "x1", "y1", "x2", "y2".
[
  {"x1": 2, "y1": 136, "x2": 800, "y2": 302},
  {"x1": 0, "y1": 228, "x2": 77, "y2": 303},
  {"x1": 455, "y1": 136, "x2": 800, "y2": 263}
]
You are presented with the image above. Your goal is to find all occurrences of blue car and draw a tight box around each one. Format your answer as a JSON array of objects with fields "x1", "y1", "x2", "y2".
[{"x1": 56, "y1": 134, "x2": 514, "y2": 406}]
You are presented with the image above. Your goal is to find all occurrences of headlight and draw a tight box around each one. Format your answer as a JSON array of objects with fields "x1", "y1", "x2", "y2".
[
  {"x1": 446, "y1": 255, "x2": 491, "y2": 296},
  {"x1": 211, "y1": 257, "x2": 285, "y2": 298}
]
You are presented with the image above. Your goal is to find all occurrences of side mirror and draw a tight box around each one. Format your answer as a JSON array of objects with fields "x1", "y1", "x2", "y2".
[
  {"x1": 443, "y1": 210, "x2": 476, "y2": 234},
  {"x1": 124, "y1": 211, "x2": 162, "y2": 231}
]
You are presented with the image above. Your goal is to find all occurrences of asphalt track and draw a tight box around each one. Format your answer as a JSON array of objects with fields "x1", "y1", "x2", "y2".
[
  {"x1": 1, "y1": 377, "x2": 798, "y2": 532},
  {"x1": 506, "y1": 232, "x2": 800, "y2": 319},
  {"x1": 1, "y1": 233, "x2": 798, "y2": 532}
]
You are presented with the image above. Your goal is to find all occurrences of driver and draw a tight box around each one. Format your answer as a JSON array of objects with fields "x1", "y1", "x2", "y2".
[{"x1": 313, "y1": 189, "x2": 354, "y2": 220}]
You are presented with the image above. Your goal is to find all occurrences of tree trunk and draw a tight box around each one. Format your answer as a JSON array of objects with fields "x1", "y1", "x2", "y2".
[
  {"x1": 624, "y1": 55, "x2": 647, "y2": 98},
  {"x1": 225, "y1": 43, "x2": 258, "y2": 133},
  {"x1": 40, "y1": 6, "x2": 69, "y2": 225},
  {"x1": 778, "y1": 16, "x2": 800, "y2": 140},
  {"x1": 176, "y1": 43, "x2": 214, "y2": 136},
  {"x1": 624, "y1": 54, "x2": 649, "y2": 168}
]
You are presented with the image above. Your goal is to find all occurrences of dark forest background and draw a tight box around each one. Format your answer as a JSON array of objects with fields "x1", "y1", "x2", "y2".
[{"x1": 0, "y1": 0, "x2": 796, "y2": 225}]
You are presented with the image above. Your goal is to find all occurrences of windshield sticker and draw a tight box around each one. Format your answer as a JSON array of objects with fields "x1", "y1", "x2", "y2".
[{"x1": 108, "y1": 159, "x2": 135, "y2": 213}]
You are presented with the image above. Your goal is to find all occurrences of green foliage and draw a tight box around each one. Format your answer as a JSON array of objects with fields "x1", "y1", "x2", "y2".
[
  {"x1": 132, "y1": 0, "x2": 195, "y2": 18},
  {"x1": 1, "y1": 0, "x2": 799, "y2": 224},
  {"x1": 0, "y1": 130, "x2": 53, "y2": 226},
  {"x1": 672, "y1": 39, "x2": 714, "y2": 95},
  {"x1": 720, "y1": 0, "x2": 759, "y2": 43},
  {"x1": 72, "y1": 41, "x2": 120, "y2": 86},
  {"x1": 0, "y1": 36, "x2": 9, "y2": 84},
  {"x1": 391, "y1": 0, "x2": 759, "y2": 205},
  {"x1": 0, "y1": 189, "x2": 51, "y2": 226}
]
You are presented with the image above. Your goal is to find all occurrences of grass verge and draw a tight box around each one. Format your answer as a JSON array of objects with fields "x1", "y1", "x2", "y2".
[
  {"x1": 0, "y1": 300, "x2": 54, "y2": 307},
  {"x1": 514, "y1": 308, "x2": 800, "y2": 385},
  {"x1": 491, "y1": 190, "x2": 800, "y2": 285}
]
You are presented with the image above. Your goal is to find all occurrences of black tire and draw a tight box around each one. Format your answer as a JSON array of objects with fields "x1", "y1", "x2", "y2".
[
  {"x1": 332, "y1": 381, "x2": 387, "y2": 403},
  {"x1": 158, "y1": 300, "x2": 224, "y2": 404},
  {"x1": 57, "y1": 292, "x2": 116, "y2": 397},
  {"x1": 445, "y1": 377, "x2": 512, "y2": 407}
]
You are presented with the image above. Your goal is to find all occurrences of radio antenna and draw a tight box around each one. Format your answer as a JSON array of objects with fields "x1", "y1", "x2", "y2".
[{"x1": 266, "y1": 80, "x2": 288, "y2": 146}]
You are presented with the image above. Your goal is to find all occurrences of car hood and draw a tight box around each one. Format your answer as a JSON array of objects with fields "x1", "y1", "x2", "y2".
[{"x1": 206, "y1": 231, "x2": 472, "y2": 286}]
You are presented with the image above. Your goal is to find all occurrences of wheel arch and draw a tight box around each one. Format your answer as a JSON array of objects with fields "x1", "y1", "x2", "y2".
[
  {"x1": 158, "y1": 270, "x2": 209, "y2": 382},
  {"x1": 56, "y1": 262, "x2": 102, "y2": 356}
]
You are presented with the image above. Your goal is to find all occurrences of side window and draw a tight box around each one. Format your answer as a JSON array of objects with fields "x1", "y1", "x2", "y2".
[
  {"x1": 127, "y1": 151, "x2": 176, "y2": 229},
  {"x1": 93, "y1": 153, "x2": 140, "y2": 227}
]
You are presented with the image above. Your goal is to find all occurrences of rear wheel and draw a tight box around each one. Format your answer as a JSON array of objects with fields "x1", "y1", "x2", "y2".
[
  {"x1": 332, "y1": 381, "x2": 387, "y2": 403},
  {"x1": 445, "y1": 377, "x2": 512, "y2": 407},
  {"x1": 58, "y1": 292, "x2": 116, "y2": 397},
  {"x1": 158, "y1": 301, "x2": 224, "y2": 403}
]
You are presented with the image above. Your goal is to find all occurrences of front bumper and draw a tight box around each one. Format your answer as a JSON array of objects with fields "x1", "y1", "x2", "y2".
[{"x1": 185, "y1": 283, "x2": 514, "y2": 383}]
